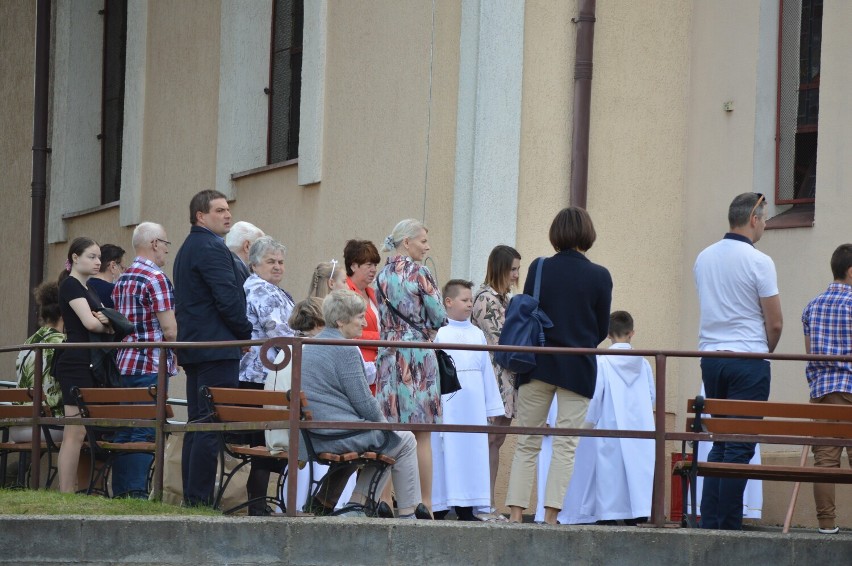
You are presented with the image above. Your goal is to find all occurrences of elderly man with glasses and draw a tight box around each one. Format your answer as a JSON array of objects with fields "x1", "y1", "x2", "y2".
[
  {"x1": 110, "y1": 222, "x2": 179, "y2": 497},
  {"x1": 693, "y1": 192, "x2": 783, "y2": 530}
]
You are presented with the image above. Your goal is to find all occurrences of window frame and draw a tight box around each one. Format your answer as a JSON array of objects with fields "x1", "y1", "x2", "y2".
[
  {"x1": 774, "y1": 0, "x2": 820, "y2": 206},
  {"x1": 266, "y1": 0, "x2": 304, "y2": 165}
]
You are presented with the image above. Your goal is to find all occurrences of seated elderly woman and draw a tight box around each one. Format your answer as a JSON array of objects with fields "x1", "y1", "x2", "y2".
[{"x1": 301, "y1": 289, "x2": 424, "y2": 518}]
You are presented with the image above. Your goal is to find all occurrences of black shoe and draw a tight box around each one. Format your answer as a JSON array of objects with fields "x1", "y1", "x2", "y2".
[
  {"x1": 432, "y1": 509, "x2": 450, "y2": 520},
  {"x1": 376, "y1": 501, "x2": 394, "y2": 518},
  {"x1": 414, "y1": 503, "x2": 434, "y2": 520},
  {"x1": 248, "y1": 503, "x2": 273, "y2": 516},
  {"x1": 595, "y1": 520, "x2": 617, "y2": 526},
  {"x1": 454, "y1": 506, "x2": 482, "y2": 521}
]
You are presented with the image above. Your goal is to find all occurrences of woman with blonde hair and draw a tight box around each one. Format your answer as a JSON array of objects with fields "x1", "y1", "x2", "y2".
[
  {"x1": 375, "y1": 218, "x2": 446, "y2": 517},
  {"x1": 308, "y1": 260, "x2": 347, "y2": 299}
]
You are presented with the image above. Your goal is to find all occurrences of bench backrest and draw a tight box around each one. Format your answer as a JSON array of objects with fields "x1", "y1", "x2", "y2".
[
  {"x1": 73, "y1": 386, "x2": 174, "y2": 420},
  {"x1": 203, "y1": 387, "x2": 311, "y2": 423},
  {"x1": 686, "y1": 396, "x2": 852, "y2": 438},
  {"x1": 0, "y1": 388, "x2": 53, "y2": 419}
]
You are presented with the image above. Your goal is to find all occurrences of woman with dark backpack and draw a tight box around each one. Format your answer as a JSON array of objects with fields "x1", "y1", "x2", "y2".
[{"x1": 505, "y1": 207, "x2": 612, "y2": 525}]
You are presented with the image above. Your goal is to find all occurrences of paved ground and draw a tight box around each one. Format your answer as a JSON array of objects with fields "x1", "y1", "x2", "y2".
[{"x1": 2, "y1": 515, "x2": 852, "y2": 566}]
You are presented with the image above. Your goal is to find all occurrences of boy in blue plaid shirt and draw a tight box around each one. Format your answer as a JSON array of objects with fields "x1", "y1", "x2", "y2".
[{"x1": 802, "y1": 243, "x2": 852, "y2": 534}]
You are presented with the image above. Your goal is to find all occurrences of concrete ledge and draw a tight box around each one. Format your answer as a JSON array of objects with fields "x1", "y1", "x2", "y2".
[{"x1": 2, "y1": 516, "x2": 852, "y2": 565}]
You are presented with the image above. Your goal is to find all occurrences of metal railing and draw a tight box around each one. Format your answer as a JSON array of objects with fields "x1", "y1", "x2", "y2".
[{"x1": 5, "y1": 337, "x2": 852, "y2": 526}]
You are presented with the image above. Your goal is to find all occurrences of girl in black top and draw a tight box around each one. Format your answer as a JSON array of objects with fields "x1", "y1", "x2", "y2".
[{"x1": 55, "y1": 237, "x2": 113, "y2": 493}]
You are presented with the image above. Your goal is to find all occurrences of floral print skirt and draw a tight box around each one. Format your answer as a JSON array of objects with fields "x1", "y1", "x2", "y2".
[{"x1": 375, "y1": 345, "x2": 442, "y2": 424}]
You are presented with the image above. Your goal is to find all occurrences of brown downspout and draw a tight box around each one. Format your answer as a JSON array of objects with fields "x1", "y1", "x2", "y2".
[
  {"x1": 569, "y1": 0, "x2": 596, "y2": 210},
  {"x1": 28, "y1": 0, "x2": 51, "y2": 334}
]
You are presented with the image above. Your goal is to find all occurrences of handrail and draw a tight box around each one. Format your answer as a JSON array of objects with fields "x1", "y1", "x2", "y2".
[{"x1": 9, "y1": 337, "x2": 851, "y2": 526}]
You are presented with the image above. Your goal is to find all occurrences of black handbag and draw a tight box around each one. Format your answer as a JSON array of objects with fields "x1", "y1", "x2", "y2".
[
  {"x1": 97, "y1": 307, "x2": 135, "y2": 341},
  {"x1": 434, "y1": 349, "x2": 462, "y2": 395},
  {"x1": 375, "y1": 285, "x2": 462, "y2": 395}
]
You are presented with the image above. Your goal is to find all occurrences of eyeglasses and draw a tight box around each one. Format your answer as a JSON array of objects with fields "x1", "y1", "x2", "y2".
[
  {"x1": 153, "y1": 238, "x2": 172, "y2": 247},
  {"x1": 748, "y1": 193, "x2": 765, "y2": 221}
]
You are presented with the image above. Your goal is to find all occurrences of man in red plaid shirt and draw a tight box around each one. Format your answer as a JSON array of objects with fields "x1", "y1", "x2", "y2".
[
  {"x1": 802, "y1": 243, "x2": 852, "y2": 535},
  {"x1": 110, "y1": 221, "x2": 178, "y2": 497}
]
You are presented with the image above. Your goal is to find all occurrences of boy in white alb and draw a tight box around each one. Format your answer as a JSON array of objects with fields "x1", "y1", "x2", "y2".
[
  {"x1": 432, "y1": 279, "x2": 504, "y2": 520},
  {"x1": 537, "y1": 311, "x2": 655, "y2": 524}
]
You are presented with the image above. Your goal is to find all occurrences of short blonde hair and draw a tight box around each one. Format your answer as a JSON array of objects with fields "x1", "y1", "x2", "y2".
[
  {"x1": 382, "y1": 218, "x2": 427, "y2": 252},
  {"x1": 322, "y1": 289, "x2": 366, "y2": 329}
]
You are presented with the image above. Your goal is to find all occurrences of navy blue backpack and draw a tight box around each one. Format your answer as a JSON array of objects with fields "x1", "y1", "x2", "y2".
[{"x1": 495, "y1": 257, "x2": 553, "y2": 375}]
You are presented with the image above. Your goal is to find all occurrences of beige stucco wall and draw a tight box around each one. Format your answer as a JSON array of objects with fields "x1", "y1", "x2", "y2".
[
  {"x1": 0, "y1": 1, "x2": 38, "y2": 371},
  {"x1": 231, "y1": 0, "x2": 460, "y2": 296},
  {"x1": 45, "y1": 0, "x2": 223, "y2": 276},
  {"x1": 680, "y1": 0, "x2": 851, "y2": 416},
  {"x1": 518, "y1": 0, "x2": 692, "y2": 358}
]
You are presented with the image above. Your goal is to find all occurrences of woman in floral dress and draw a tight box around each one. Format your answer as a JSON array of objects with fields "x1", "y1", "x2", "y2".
[
  {"x1": 375, "y1": 218, "x2": 446, "y2": 514},
  {"x1": 471, "y1": 244, "x2": 521, "y2": 514}
]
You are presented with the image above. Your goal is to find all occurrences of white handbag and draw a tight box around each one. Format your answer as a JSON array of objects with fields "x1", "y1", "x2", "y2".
[{"x1": 264, "y1": 347, "x2": 293, "y2": 454}]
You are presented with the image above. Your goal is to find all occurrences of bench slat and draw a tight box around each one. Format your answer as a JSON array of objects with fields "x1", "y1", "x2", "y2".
[
  {"x1": 83, "y1": 405, "x2": 169, "y2": 420},
  {"x1": 215, "y1": 405, "x2": 291, "y2": 423},
  {"x1": 695, "y1": 417, "x2": 852, "y2": 437},
  {"x1": 674, "y1": 461, "x2": 852, "y2": 484},
  {"x1": 207, "y1": 387, "x2": 290, "y2": 406},
  {"x1": 227, "y1": 444, "x2": 288, "y2": 459},
  {"x1": 76, "y1": 388, "x2": 157, "y2": 403},
  {"x1": 0, "y1": 406, "x2": 37, "y2": 419},
  {"x1": 687, "y1": 397, "x2": 852, "y2": 421},
  {"x1": 0, "y1": 389, "x2": 36, "y2": 404}
]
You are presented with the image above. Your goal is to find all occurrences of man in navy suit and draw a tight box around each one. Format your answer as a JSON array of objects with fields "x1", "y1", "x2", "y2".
[{"x1": 174, "y1": 189, "x2": 253, "y2": 507}]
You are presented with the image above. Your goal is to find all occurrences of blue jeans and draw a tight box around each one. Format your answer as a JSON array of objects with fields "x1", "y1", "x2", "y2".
[
  {"x1": 182, "y1": 360, "x2": 239, "y2": 507},
  {"x1": 110, "y1": 372, "x2": 159, "y2": 498},
  {"x1": 699, "y1": 356, "x2": 770, "y2": 530}
]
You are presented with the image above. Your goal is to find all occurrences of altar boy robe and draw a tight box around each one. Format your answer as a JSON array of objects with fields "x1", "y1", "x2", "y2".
[
  {"x1": 431, "y1": 318, "x2": 504, "y2": 511},
  {"x1": 560, "y1": 342, "x2": 655, "y2": 523}
]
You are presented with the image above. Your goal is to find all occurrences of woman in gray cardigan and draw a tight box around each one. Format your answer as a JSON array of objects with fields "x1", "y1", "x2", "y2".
[{"x1": 301, "y1": 290, "x2": 422, "y2": 518}]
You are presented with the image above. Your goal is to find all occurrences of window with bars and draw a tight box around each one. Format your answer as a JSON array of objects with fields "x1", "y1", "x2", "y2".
[
  {"x1": 776, "y1": 0, "x2": 821, "y2": 204},
  {"x1": 268, "y1": 0, "x2": 304, "y2": 164},
  {"x1": 100, "y1": 0, "x2": 127, "y2": 204}
]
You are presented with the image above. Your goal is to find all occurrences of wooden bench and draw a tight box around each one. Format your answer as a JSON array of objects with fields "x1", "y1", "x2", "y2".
[
  {"x1": 300, "y1": 417, "x2": 396, "y2": 517},
  {"x1": 672, "y1": 396, "x2": 852, "y2": 527},
  {"x1": 201, "y1": 386, "x2": 306, "y2": 514},
  {"x1": 72, "y1": 386, "x2": 173, "y2": 497},
  {"x1": 202, "y1": 386, "x2": 396, "y2": 517},
  {"x1": 0, "y1": 387, "x2": 61, "y2": 488}
]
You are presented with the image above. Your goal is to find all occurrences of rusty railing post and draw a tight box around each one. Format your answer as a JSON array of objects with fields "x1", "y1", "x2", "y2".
[
  {"x1": 30, "y1": 345, "x2": 44, "y2": 489},
  {"x1": 152, "y1": 348, "x2": 168, "y2": 501},
  {"x1": 286, "y1": 338, "x2": 303, "y2": 516},
  {"x1": 651, "y1": 353, "x2": 667, "y2": 526}
]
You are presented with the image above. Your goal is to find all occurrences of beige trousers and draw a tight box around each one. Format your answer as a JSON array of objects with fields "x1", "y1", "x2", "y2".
[
  {"x1": 811, "y1": 391, "x2": 852, "y2": 529},
  {"x1": 505, "y1": 379, "x2": 589, "y2": 510}
]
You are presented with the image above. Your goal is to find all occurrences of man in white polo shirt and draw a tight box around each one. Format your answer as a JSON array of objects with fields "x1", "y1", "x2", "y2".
[{"x1": 693, "y1": 192, "x2": 783, "y2": 530}]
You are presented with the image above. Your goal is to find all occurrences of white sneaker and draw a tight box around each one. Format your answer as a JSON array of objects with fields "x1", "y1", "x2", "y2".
[
  {"x1": 335, "y1": 504, "x2": 367, "y2": 518},
  {"x1": 818, "y1": 526, "x2": 840, "y2": 534}
]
